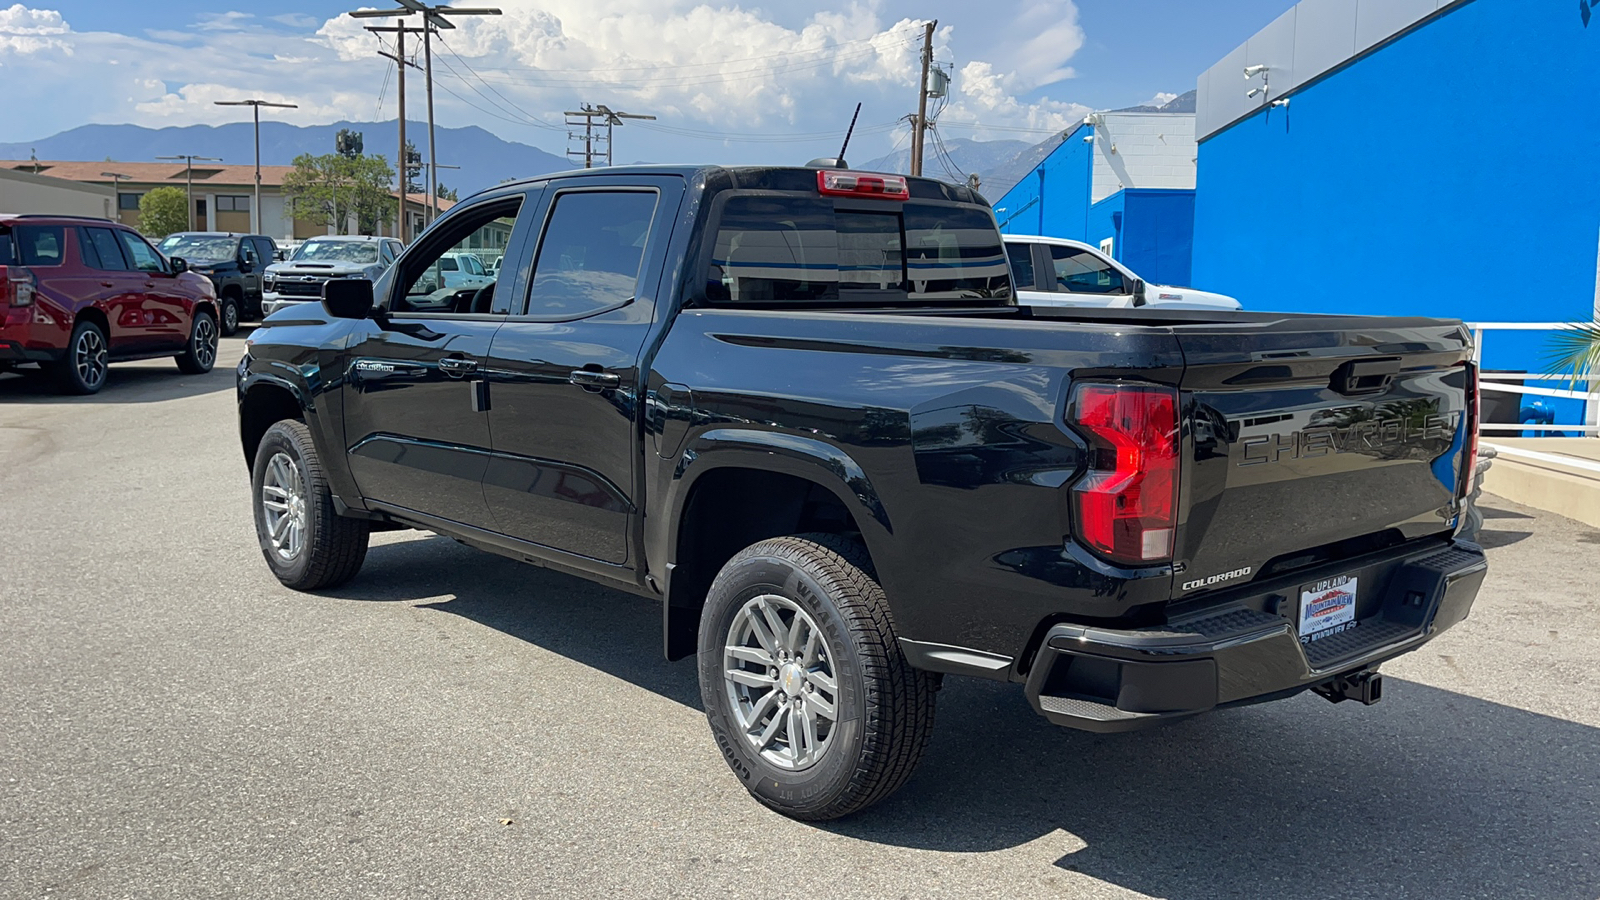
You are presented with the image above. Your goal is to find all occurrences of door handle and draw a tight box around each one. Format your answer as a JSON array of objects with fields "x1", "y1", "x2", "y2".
[
  {"x1": 438, "y1": 356, "x2": 479, "y2": 378},
  {"x1": 100, "y1": 281, "x2": 115, "y2": 288},
  {"x1": 569, "y1": 369, "x2": 621, "y2": 389}
]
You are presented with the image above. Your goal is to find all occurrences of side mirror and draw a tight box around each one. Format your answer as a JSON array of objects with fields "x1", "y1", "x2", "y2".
[
  {"x1": 238, "y1": 257, "x2": 254, "y2": 274},
  {"x1": 169, "y1": 257, "x2": 189, "y2": 275},
  {"x1": 323, "y1": 278, "x2": 375, "y2": 319},
  {"x1": 1129, "y1": 278, "x2": 1147, "y2": 307}
]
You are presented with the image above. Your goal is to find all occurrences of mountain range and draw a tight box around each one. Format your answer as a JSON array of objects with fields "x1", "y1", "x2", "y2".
[
  {"x1": 859, "y1": 90, "x2": 1197, "y2": 200},
  {"x1": 0, "y1": 120, "x2": 570, "y2": 198},
  {"x1": 0, "y1": 90, "x2": 1194, "y2": 203}
]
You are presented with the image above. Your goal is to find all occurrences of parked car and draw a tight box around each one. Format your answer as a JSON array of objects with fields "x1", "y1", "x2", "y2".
[
  {"x1": 1, "y1": 214, "x2": 220, "y2": 394},
  {"x1": 260, "y1": 235, "x2": 403, "y2": 316},
  {"x1": 156, "y1": 232, "x2": 277, "y2": 336},
  {"x1": 273, "y1": 240, "x2": 303, "y2": 262},
  {"x1": 1004, "y1": 234, "x2": 1242, "y2": 310},
  {"x1": 238, "y1": 165, "x2": 1485, "y2": 821}
]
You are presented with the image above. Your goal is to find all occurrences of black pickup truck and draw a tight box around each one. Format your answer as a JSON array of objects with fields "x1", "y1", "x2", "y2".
[{"x1": 237, "y1": 165, "x2": 1487, "y2": 821}]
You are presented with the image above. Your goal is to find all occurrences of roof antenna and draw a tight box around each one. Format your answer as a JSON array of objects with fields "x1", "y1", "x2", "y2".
[{"x1": 837, "y1": 102, "x2": 862, "y2": 167}]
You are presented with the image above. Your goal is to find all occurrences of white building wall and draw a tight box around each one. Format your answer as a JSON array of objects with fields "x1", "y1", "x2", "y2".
[
  {"x1": 260, "y1": 194, "x2": 295, "y2": 240},
  {"x1": 1089, "y1": 112, "x2": 1198, "y2": 203},
  {"x1": 1197, "y1": 0, "x2": 1471, "y2": 140},
  {"x1": 0, "y1": 168, "x2": 115, "y2": 218}
]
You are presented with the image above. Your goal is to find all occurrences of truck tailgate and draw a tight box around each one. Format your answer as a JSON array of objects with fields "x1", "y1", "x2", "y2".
[{"x1": 1173, "y1": 317, "x2": 1473, "y2": 597}]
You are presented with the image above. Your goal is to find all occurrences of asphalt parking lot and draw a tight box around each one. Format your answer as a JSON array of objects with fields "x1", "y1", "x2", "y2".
[{"x1": 3, "y1": 334, "x2": 1599, "y2": 900}]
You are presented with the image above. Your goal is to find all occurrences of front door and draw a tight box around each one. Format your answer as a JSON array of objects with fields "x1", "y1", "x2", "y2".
[
  {"x1": 340, "y1": 192, "x2": 534, "y2": 531},
  {"x1": 481, "y1": 176, "x2": 683, "y2": 566}
]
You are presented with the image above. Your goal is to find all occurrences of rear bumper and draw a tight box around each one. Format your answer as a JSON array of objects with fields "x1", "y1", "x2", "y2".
[
  {"x1": 0, "y1": 339, "x2": 59, "y2": 364},
  {"x1": 1023, "y1": 539, "x2": 1488, "y2": 732}
]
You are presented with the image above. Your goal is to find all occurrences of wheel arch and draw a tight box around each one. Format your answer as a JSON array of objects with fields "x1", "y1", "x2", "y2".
[
  {"x1": 658, "y1": 429, "x2": 893, "y2": 661},
  {"x1": 74, "y1": 306, "x2": 110, "y2": 337},
  {"x1": 239, "y1": 377, "x2": 308, "y2": 466}
]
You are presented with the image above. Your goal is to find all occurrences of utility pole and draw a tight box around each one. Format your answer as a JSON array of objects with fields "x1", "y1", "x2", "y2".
[
  {"x1": 156, "y1": 154, "x2": 223, "y2": 230},
  {"x1": 350, "y1": 2, "x2": 501, "y2": 229},
  {"x1": 909, "y1": 19, "x2": 937, "y2": 177},
  {"x1": 565, "y1": 104, "x2": 656, "y2": 168},
  {"x1": 363, "y1": 21, "x2": 425, "y2": 241},
  {"x1": 214, "y1": 98, "x2": 299, "y2": 236}
]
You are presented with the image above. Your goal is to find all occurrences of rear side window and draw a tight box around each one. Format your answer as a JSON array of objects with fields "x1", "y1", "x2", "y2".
[
  {"x1": 0, "y1": 229, "x2": 14, "y2": 266},
  {"x1": 1006, "y1": 242, "x2": 1036, "y2": 291},
  {"x1": 16, "y1": 225, "x2": 66, "y2": 266},
  {"x1": 84, "y1": 228, "x2": 130, "y2": 271},
  {"x1": 707, "y1": 196, "x2": 1011, "y2": 305},
  {"x1": 526, "y1": 191, "x2": 658, "y2": 319}
]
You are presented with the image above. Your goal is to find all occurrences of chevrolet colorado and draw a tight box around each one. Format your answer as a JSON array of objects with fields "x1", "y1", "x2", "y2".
[{"x1": 237, "y1": 165, "x2": 1486, "y2": 820}]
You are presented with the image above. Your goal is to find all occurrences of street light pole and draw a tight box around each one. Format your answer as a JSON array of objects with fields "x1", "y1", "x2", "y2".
[
  {"x1": 99, "y1": 171, "x2": 130, "y2": 221},
  {"x1": 214, "y1": 99, "x2": 299, "y2": 236},
  {"x1": 156, "y1": 154, "x2": 223, "y2": 231}
]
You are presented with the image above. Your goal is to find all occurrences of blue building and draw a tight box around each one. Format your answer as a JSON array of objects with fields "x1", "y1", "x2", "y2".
[
  {"x1": 1190, "y1": 0, "x2": 1600, "y2": 426},
  {"x1": 993, "y1": 111, "x2": 1203, "y2": 288}
]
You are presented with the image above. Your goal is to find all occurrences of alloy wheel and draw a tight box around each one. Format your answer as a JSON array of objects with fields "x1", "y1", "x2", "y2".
[
  {"x1": 723, "y1": 594, "x2": 841, "y2": 771},
  {"x1": 260, "y1": 451, "x2": 308, "y2": 561},
  {"x1": 194, "y1": 316, "x2": 217, "y2": 369},
  {"x1": 74, "y1": 328, "x2": 107, "y2": 390},
  {"x1": 223, "y1": 301, "x2": 239, "y2": 333}
]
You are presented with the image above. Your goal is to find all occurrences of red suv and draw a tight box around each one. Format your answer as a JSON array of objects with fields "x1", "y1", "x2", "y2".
[{"x1": 0, "y1": 214, "x2": 220, "y2": 394}]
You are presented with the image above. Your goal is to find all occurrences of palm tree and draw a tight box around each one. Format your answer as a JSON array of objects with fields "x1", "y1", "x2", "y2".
[{"x1": 1547, "y1": 323, "x2": 1600, "y2": 390}]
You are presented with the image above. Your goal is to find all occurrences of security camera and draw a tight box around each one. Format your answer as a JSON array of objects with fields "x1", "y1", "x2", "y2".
[
  {"x1": 1243, "y1": 64, "x2": 1269, "y2": 78},
  {"x1": 1247, "y1": 87, "x2": 1266, "y2": 99},
  {"x1": 1082, "y1": 134, "x2": 1094, "y2": 143}
]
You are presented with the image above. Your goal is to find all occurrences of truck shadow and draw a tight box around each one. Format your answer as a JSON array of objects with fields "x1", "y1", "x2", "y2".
[{"x1": 336, "y1": 534, "x2": 1600, "y2": 900}]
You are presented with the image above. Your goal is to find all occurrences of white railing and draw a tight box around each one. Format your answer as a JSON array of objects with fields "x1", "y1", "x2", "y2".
[{"x1": 1466, "y1": 321, "x2": 1600, "y2": 437}]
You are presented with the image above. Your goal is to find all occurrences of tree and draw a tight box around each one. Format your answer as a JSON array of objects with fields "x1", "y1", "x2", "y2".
[
  {"x1": 402, "y1": 140, "x2": 424, "y2": 194},
  {"x1": 1548, "y1": 324, "x2": 1600, "y2": 390},
  {"x1": 336, "y1": 128, "x2": 364, "y2": 158},
  {"x1": 282, "y1": 152, "x2": 396, "y2": 235},
  {"x1": 436, "y1": 183, "x2": 458, "y2": 202},
  {"x1": 138, "y1": 186, "x2": 188, "y2": 239}
]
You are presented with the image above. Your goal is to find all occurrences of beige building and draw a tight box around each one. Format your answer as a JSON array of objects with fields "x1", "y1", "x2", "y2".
[
  {"x1": 0, "y1": 159, "x2": 441, "y2": 241},
  {"x1": 0, "y1": 166, "x2": 117, "y2": 219}
]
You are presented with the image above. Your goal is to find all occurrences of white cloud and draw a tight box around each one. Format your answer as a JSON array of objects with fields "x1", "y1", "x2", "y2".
[
  {"x1": 0, "y1": 1, "x2": 1101, "y2": 165},
  {"x1": 1142, "y1": 91, "x2": 1179, "y2": 108},
  {"x1": 0, "y1": 3, "x2": 71, "y2": 55}
]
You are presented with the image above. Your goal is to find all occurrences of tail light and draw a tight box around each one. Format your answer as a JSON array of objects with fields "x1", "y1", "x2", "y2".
[
  {"x1": 817, "y1": 170, "x2": 910, "y2": 201},
  {"x1": 1067, "y1": 383, "x2": 1181, "y2": 565},
  {"x1": 1459, "y1": 361, "x2": 1480, "y2": 499},
  {"x1": 2, "y1": 266, "x2": 35, "y2": 307}
]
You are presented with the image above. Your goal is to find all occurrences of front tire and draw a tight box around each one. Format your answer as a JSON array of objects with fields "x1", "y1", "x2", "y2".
[
  {"x1": 175, "y1": 309, "x2": 218, "y2": 374},
  {"x1": 251, "y1": 419, "x2": 370, "y2": 590},
  {"x1": 698, "y1": 534, "x2": 937, "y2": 821}
]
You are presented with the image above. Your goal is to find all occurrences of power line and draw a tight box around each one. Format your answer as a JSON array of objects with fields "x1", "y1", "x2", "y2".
[
  {"x1": 453, "y1": 40, "x2": 917, "y2": 89},
  {"x1": 633, "y1": 119, "x2": 901, "y2": 144},
  {"x1": 430, "y1": 49, "x2": 559, "y2": 130},
  {"x1": 433, "y1": 30, "x2": 563, "y2": 130},
  {"x1": 462, "y1": 25, "x2": 922, "y2": 74}
]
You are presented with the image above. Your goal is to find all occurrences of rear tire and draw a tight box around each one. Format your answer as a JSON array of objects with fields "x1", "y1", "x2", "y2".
[
  {"x1": 51, "y1": 320, "x2": 109, "y2": 395},
  {"x1": 251, "y1": 419, "x2": 370, "y2": 590},
  {"x1": 698, "y1": 534, "x2": 937, "y2": 821},
  {"x1": 175, "y1": 310, "x2": 218, "y2": 375}
]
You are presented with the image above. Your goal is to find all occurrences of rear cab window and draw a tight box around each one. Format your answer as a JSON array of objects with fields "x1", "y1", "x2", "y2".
[{"x1": 704, "y1": 192, "x2": 1011, "y2": 307}]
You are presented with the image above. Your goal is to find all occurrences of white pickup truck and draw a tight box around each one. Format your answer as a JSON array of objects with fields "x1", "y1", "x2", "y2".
[{"x1": 1003, "y1": 235, "x2": 1241, "y2": 310}]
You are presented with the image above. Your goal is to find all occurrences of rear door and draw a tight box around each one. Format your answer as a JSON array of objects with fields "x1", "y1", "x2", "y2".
[
  {"x1": 481, "y1": 176, "x2": 684, "y2": 568},
  {"x1": 78, "y1": 226, "x2": 158, "y2": 353},
  {"x1": 1173, "y1": 318, "x2": 1473, "y2": 598}
]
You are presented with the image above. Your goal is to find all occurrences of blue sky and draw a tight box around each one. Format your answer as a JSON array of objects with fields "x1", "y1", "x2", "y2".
[{"x1": 2, "y1": 1, "x2": 1300, "y2": 161}]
